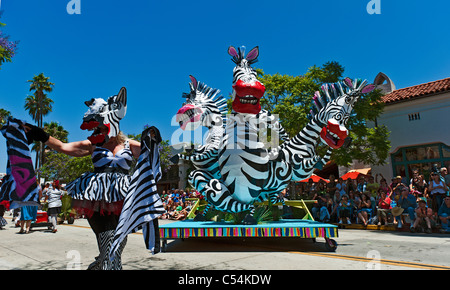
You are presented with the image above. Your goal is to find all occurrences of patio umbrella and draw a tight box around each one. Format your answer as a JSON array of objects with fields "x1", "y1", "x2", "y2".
[
  {"x1": 341, "y1": 170, "x2": 365, "y2": 180},
  {"x1": 299, "y1": 174, "x2": 329, "y2": 183}
]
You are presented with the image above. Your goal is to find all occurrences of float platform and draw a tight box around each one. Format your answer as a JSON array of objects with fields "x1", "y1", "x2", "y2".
[{"x1": 159, "y1": 219, "x2": 338, "y2": 252}]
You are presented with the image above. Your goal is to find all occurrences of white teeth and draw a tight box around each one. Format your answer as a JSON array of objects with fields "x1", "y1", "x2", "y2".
[
  {"x1": 327, "y1": 128, "x2": 339, "y2": 139},
  {"x1": 239, "y1": 96, "x2": 258, "y2": 104}
]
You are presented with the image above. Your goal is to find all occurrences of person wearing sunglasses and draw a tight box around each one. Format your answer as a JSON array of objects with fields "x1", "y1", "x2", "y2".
[{"x1": 429, "y1": 172, "x2": 448, "y2": 213}]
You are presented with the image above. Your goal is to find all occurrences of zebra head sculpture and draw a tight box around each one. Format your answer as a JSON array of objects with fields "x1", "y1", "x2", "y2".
[
  {"x1": 176, "y1": 75, "x2": 227, "y2": 131},
  {"x1": 311, "y1": 78, "x2": 375, "y2": 149},
  {"x1": 80, "y1": 87, "x2": 127, "y2": 146},
  {"x1": 228, "y1": 46, "x2": 266, "y2": 114}
]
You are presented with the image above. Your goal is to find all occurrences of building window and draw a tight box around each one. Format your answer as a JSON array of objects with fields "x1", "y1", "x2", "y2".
[
  {"x1": 408, "y1": 112, "x2": 421, "y2": 121},
  {"x1": 391, "y1": 143, "x2": 450, "y2": 182}
]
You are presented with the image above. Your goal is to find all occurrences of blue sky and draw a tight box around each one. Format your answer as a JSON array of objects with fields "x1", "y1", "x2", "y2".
[{"x1": 1, "y1": 0, "x2": 450, "y2": 172}]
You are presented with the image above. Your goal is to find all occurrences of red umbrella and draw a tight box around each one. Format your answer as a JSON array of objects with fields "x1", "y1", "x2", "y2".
[
  {"x1": 299, "y1": 174, "x2": 329, "y2": 183},
  {"x1": 341, "y1": 170, "x2": 364, "y2": 180}
]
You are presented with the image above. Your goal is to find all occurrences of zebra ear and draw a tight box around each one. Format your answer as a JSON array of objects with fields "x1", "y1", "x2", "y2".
[
  {"x1": 189, "y1": 75, "x2": 198, "y2": 91},
  {"x1": 246, "y1": 46, "x2": 259, "y2": 62},
  {"x1": 228, "y1": 46, "x2": 239, "y2": 58},
  {"x1": 117, "y1": 87, "x2": 127, "y2": 107},
  {"x1": 344, "y1": 77, "x2": 353, "y2": 88},
  {"x1": 84, "y1": 98, "x2": 95, "y2": 107},
  {"x1": 361, "y1": 84, "x2": 376, "y2": 94}
]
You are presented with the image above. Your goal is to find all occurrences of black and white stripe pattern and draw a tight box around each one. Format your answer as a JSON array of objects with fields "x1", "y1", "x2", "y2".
[
  {"x1": 88, "y1": 230, "x2": 127, "y2": 270},
  {"x1": 110, "y1": 127, "x2": 165, "y2": 258},
  {"x1": 0, "y1": 118, "x2": 39, "y2": 209},
  {"x1": 65, "y1": 141, "x2": 134, "y2": 202},
  {"x1": 83, "y1": 87, "x2": 127, "y2": 143}
]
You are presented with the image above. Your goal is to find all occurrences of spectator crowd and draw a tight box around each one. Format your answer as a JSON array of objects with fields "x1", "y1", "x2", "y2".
[
  {"x1": 286, "y1": 165, "x2": 450, "y2": 234},
  {"x1": 3, "y1": 165, "x2": 450, "y2": 235}
]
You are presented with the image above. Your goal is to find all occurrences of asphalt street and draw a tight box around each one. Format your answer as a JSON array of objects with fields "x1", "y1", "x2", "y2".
[{"x1": 1, "y1": 215, "x2": 450, "y2": 270}]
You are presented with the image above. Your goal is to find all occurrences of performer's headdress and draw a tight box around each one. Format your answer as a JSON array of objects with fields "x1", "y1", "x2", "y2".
[{"x1": 80, "y1": 87, "x2": 127, "y2": 146}]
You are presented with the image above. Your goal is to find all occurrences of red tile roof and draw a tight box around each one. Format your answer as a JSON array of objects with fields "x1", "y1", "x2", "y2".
[{"x1": 381, "y1": 77, "x2": 450, "y2": 104}]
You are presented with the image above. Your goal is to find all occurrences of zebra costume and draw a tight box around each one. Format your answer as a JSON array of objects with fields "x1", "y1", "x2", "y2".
[
  {"x1": 0, "y1": 118, "x2": 40, "y2": 209},
  {"x1": 175, "y1": 46, "x2": 374, "y2": 224},
  {"x1": 65, "y1": 88, "x2": 164, "y2": 269}
]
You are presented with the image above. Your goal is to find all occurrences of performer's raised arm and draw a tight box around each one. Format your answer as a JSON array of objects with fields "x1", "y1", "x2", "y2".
[{"x1": 22, "y1": 122, "x2": 93, "y2": 157}]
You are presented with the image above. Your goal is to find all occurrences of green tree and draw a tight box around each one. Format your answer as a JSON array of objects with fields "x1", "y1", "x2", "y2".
[
  {"x1": 256, "y1": 61, "x2": 390, "y2": 166},
  {"x1": 0, "y1": 108, "x2": 11, "y2": 126},
  {"x1": 24, "y1": 73, "x2": 55, "y2": 169},
  {"x1": 37, "y1": 121, "x2": 93, "y2": 182},
  {"x1": 0, "y1": 13, "x2": 19, "y2": 69},
  {"x1": 32, "y1": 121, "x2": 69, "y2": 167},
  {"x1": 127, "y1": 125, "x2": 172, "y2": 173},
  {"x1": 38, "y1": 152, "x2": 93, "y2": 184}
]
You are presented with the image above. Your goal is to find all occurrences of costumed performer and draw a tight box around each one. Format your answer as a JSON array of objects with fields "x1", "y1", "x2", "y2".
[{"x1": 23, "y1": 87, "x2": 165, "y2": 270}]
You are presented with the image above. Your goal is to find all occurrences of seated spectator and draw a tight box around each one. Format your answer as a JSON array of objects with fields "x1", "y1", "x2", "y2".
[
  {"x1": 338, "y1": 194, "x2": 352, "y2": 224},
  {"x1": 377, "y1": 190, "x2": 392, "y2": 226},
  {"x1": 312, "y1": 184, "x2": 330, "y2": 222},
  {"x1": 357, "y1": 192, "x2": 372, "y2": 226},
  {"x1": 396, "y1": 187, "x2": 417, "y2": 231},
  {"x1": 412, "y1": 198, "x2": 433, "y2": 233},
  {"x1": 438, "y1": 196, "x2": 450, "y2": 234}
]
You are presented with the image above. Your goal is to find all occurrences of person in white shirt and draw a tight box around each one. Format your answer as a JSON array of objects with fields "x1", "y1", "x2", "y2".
[{"x1": 44, "y1": 180, "x2": 63, "y2": 233}]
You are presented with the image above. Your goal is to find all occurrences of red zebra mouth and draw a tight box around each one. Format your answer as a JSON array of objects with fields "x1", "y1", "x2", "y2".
[
  {"x1": 320, "y1": 119, "x2": 348, "y2": 149},
  {"x1": 81, "y1": 120, "x2": 110, "y2": 145},
  {"x1": 176, "y1": 104, "x2": 202, "y2": 130},
  {"x1": 232, "y1": 80, "x2": 265, "y2": 114}
]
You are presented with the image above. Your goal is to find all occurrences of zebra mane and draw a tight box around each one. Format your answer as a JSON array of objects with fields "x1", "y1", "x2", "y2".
[
  {"x1": 309, "y1": 78, "x2": 375, "y2": 119},
  {"x1": 183, "y1": 76, "x2": 228, "y2": 125}
]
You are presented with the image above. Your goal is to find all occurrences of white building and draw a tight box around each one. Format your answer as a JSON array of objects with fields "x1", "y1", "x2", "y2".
[{"x1": 368, "y1": 73, "x2": 450, "y2": 182}]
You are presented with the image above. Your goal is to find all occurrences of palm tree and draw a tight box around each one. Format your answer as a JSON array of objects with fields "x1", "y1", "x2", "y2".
[
  {"x1": 24, "y1": 73, "x2": 54, "y2": 169},
  {"x1": 32, "y1": 121, "x2": 68, "y2": 166}
]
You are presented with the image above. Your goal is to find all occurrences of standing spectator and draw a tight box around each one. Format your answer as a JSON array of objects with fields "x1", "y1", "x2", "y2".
[
  {"x1": 409, "y1": 170, "x2": 420, "y2": 191},
  {"x1": 375, "y1": 174, "x2": 389, "y2": 194},
  {"x1": 379, "y1": 178, "x2": 390, "y2": 196},
  {"x1": 443, "y1": 166, "x2": 450, "y2": 188},
  {"x1": 429, "y1": 171, "x2": 448, "y2": 213},
  {"x1": 412, "y1": 198, "x2": 433, "y2": 233},
  {"x1": 329, "y1": 191, "x2": 341, "y2": 222},
  {"x1": 305, "y1": 179, "x2": 316, "y2": 198},
  {"x1": 357, "y1": 192, "x2": 372, "y2": 226},
  {"x1": 326, "y1": 175, "x2": 337, "y2": 195},
  {"x1": 336, "y1": 178, "x2": 347, "y2": 196},
  {"x1": 44, "y1": 180, "x2": 63, "y2": 233},
  {"x1": 376, "y1": 190, "x2": 392, "y2": 226},
  {"x1": 18, "y1": 180, "x2": 41, "y2": 234},
  {"x1": 412, "y1": 175, "x2": 428, "y2": 200},
  {"x1": 346, "y1": 178, "x2": 356, "y2": 194},
  {"x1": 338, "y1": 194, "x2": 352, "y2": 224},
  {"x1": 0, "y1": 200, "x2": 10, "y2": 230},
  {"x1": 357, "y1": 176, "x2": 367, "y2": 193},
  {"x1": 390, "y1": 176, "x2": 406, "y2": 194},
  {"x1": 438, "y1": 196, "x2": 450, "y2": 233},
  {"x1": 396, "y1": 187, "x2": 417, "y2": 231},
  {"x1": 366, "y1": 175, "x2": 379, "y2": 201}
]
